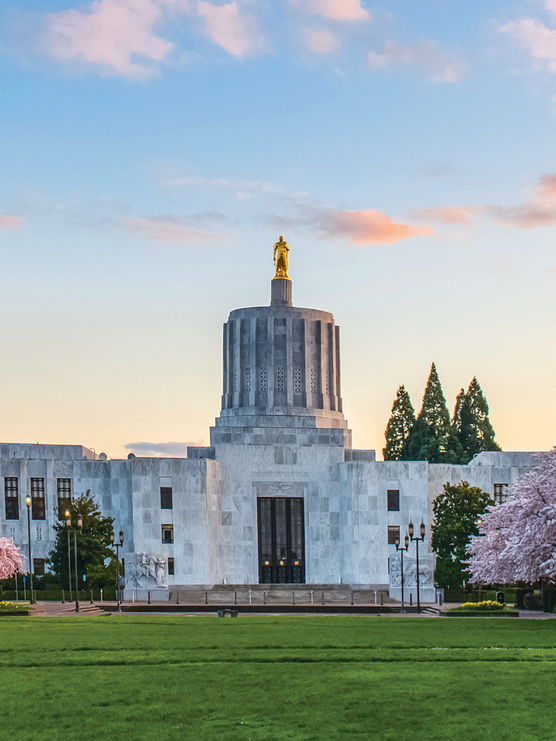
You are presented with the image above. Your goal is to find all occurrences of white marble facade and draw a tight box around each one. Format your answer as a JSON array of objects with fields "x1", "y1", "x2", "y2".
[{"x1": 0, "y1": 278, "x2": 537, "y2": 601}]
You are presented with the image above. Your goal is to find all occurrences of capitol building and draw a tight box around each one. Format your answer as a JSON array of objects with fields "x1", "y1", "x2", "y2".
[{"x1": 0, "y1": 239, "x2": 535, "y2": 600}]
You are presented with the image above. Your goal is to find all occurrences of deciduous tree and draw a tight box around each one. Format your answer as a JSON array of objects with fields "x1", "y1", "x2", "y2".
[
  {"x1": 0, "y1": 538, "x2": 23, "y2": 580},
  {"x1": 468, "y1": 449, "x2": 556, "y2": 584},
  {"x1": 48, "y1": 491, "x2": 114, "y2": 587},
  {"x1": 431, "y1": 481, "x2": 493, "y2": 588}
]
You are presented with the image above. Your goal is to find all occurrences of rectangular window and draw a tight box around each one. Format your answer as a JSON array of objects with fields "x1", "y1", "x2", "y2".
[
  {"x1": 161, "y1": 524, "x2": 174, "y2": 544},
  {"x1": 4, "y1": 477, "x2": 19, "y2": 520},
  {"x1": 167, "y1": 557, "x2": 175, "y2": 576},
  {"x1": 387, "y1": 525, "x2": 400, "y2": 545},
  {"x1": 31, "y1": 478, "x2": 45, "y2": 520},
  {"x1": 160, "y1": 487, "x2": 173, "y2": 509},
  {"x1": 57, "y1": 478, "x2": 72, "y2": 518},
  {"x1": 387, "y1": 489, "x2": 400, "y2": 512},
  {"x1": 33, "y1": 558, "x2": 46, "y2": 575},
  {"x1": 493, "y1": 483, "x2": 508, "y2": 505}
]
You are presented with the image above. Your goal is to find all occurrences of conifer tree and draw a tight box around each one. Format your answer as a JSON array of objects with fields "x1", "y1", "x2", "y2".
[
  {"x1": 457, "y1": 377, "x2": 501, "y2": 462},
  {"x1": 383, "y1": 385, "x2": 416, "y2": 460},
  {"x1": 447, "y1": 388, "x2": 467, "y2": 464},
  {"x1": 406, "y1": 363, "x2": 451, "y2": 462}
]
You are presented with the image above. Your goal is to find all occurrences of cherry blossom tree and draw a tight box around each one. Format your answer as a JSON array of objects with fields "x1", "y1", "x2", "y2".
[
  {"x1": 468, "y1": 449, "x2": 556, "y2": 584},
  {"x1": 0, "y1": 537, "x2": 24, "y2": 580}
]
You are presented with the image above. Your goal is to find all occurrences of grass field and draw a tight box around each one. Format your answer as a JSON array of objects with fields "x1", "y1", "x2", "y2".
[{"x1": 1, "y1": 616, "x2": 555, "y2": 740}]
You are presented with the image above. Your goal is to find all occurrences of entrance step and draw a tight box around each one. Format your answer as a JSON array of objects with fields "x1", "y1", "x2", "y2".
[{"x1": 169, "y1": 586, "x2": 395, "y2": 606}]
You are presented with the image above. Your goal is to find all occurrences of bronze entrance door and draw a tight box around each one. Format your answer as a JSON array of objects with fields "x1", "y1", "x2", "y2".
[{"x1": 257, "y1": 497, "x2": 305, "y2": 584}]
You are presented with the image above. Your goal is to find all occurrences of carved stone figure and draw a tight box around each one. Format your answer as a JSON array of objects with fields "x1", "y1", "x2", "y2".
[
  {"x1": 126, "y1": 552, "x2": 168, "y2": 589},
  {"x1": 273, "y1": 236, "x2": 290, "y2": 279}
]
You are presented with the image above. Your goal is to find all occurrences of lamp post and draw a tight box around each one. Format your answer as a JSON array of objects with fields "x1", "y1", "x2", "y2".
[
  {"x1": 408, "y1": 521, "x2": 426, "y2": 614},
  {"x1": 24, "y1": 496, "x2": 36, "y2": 604},
  {"x1": 65, "y1": 509, "x2": 73, "y2": 602},
  {"x1": 65, "y1": 512, "x2": 83, "y2": 612},
  {"x1": 394, "y1": 533, "x2": 410, "y2": 613},
  {"x1": 110, "y1": 530, "x2": 124, "y2": 611}
]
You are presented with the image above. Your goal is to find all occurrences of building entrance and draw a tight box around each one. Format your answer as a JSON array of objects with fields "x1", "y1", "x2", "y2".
[{"x1": 257, "y1": 497, "x2": 305, "y2": 584}]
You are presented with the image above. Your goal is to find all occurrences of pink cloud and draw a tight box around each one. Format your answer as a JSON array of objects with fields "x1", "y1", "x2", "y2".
[
  {"x1": 197, "y1": 1, "x2": 265, "y2": 58},
  {"x1": 415, "y1": 206, "x2": 479, "y2": 224},
  {"x1": 317, "y1": 208, "x2": 432, "y2": 246},
  {"x1": 125, "y1": 215, "x2": 222, "y2": 243},
  {"x1": 0, "y1": 214, "x2": 22, "y2": 230},
  {"x1": 290, "y1": 0, "x2": 369, "y2": 22},
  {"x1": 500, "y1": 18, "x2": 556, "y2": 72},
  {"x1": 368, "y1": 41, "x2": 466, "y2": 83},
  {"x1": 43, "y1": 0, "x2": 179, "y2": 79},
  {"x1": 303, "y1": 28, "x2": 340, "y2": 54},
  {"x1": 488, "y1": 205, "x2": 556, "y2": 230},
  {"x1": 547, "y1": 0, "x2": 556, "y2": 14},
  {"x1": 537, "y1": 173, "x2": 556, "y2": 201}
]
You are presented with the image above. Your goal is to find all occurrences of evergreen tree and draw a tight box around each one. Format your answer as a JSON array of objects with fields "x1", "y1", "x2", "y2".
[
  {"x1": 48, "y1": 491, "x2": 114, "y2": 589},
  {"x1": 431, "y1": 481, "x2": 493, "y2": 588},
  {"x1": 406, "y1": 363, "x2": 451, "y2": 462},
  {"x1": 459, "y1": 377, "x2": 501, "y2": 460},
  {"x1": 383, "y1": 385, "x2": 416, "y2": 460},
  {"x1": 446, "y1": 388, "x2": 467, "y2": 464},
  {"x1": 451, "y1": 378, "x2": 501, "y2": 463}
]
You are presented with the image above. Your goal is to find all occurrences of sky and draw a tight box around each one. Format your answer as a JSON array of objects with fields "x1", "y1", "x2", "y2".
[{"x1": 0, "y1": 0, "x2": 555, "y2": 459}]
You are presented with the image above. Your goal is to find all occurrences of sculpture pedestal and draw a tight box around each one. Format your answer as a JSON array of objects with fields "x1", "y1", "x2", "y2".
[{"x1": 271, "y1": 278, "x2": 292, "y2": 306}]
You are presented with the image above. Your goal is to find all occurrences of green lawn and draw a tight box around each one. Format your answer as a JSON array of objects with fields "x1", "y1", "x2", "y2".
[{"x1": 1, "y1": 616, "x2": 555, "y2": 740}]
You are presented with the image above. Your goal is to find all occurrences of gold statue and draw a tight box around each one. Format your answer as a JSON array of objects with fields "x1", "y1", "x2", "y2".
[{"x1": 273, "y1": 235, "x2": 290, "y2": 279}]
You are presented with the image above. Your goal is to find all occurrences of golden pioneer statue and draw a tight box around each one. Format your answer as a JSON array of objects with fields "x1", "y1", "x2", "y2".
[{"x1": 273, "y1": 235, "x2": 290, "y2": 279}]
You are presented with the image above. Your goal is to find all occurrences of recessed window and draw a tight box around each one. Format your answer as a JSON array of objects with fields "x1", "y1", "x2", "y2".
[
  {"x1": 161, "y1": 524, "x2": 174, "y2": 544},
  {"x1": 160, "y1": 487, "x2": 173, "y2": 509},
  {"x1": 4, "y1": 477, "x2": 19, "y2": 520},
  {"x1": 31, "y1": 478, "x2": 45, "y2": 520},
  {"x1": 387, "y1": 525, "x2": 400, "y2": 545},
  {"x1": 57, "y1": 478, "x2": 72, "y2": 518},
  {"x1": 167, "y1": 557, "x2": 175, "y2": 576},
  {"x1": 387, "y1": 489, "x2": 400, "y2": 512},
  {"x1": 493, "y1": 483, "x2": 508, "y2": 505},
  {"x1": 33, "y1": 558, "x2": 46, "y2": 575}
]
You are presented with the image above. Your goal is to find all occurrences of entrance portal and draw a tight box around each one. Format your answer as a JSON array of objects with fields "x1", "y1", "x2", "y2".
[{"x1": 257, "y1": 497, "x2": 305, "y2": 584}]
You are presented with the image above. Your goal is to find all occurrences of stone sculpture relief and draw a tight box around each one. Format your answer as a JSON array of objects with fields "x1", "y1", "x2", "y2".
[
  {"x1": 126, "y1": 552, "x2": 168, "y2": 589},
  {"x1": 389, "y1": 555, "x2": 433, "y2": 587}
]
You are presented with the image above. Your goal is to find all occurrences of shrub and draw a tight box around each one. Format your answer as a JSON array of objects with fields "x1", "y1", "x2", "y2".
[
  {"x1": 0, "y1": 601, "x2": 28, "y2": 612},
  {"x1": 460, "y1": 600, "x2": 505, "y2": 611}
]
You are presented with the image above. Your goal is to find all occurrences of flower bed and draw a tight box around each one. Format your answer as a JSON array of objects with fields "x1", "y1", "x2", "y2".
[
  {"x1": 0, "y1": 601, "x2": 30, "y2": 616},
  {"x1": 446, "y1": 601, "x2": 518, "y2": 617}
]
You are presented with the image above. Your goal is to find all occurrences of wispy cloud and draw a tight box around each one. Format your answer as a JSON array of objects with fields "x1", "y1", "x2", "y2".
[
  {"x1": 413, "y1": 206, "x2": 479, "y2": 225},
  {"x1": 0, "y1": 214, "x2": 22, "y2": 230},
  {"x1": 290, "y1": 0, "x2": 370, "y2": 22},
  {"x1": 124, "y1": 214, "x2": 223, "y2": 243},
  {"x1": 196, "y1": 1, "x2": 266, "y2": 58},
  {"x1": 368, "y1": 41, "x2": 466, "y2": 83},
  {"x1": 500, "y1": 0, "x2": 556, "y2": 74},
  {"x1": 275, "y1": 205, "x2": 432, "y2": 246},
  {"x1": 418, "y1": 172, "x2": 556, "y2": 231},
  {"x1": 303, "y1": 28, "x2": 340, "y2": 54},
  {"x1": 317, "y1": 207, "x2": 432, "y2": 245},
  {"x1": 42, "y1": 0, "x2": 182, "y2": 79},
  {"x1": 125, "y1": 441, "x2": 201, "y2": 457}
]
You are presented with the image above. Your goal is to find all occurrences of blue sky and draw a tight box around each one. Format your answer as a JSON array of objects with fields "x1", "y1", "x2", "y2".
[{"x1": 0, "y1": 0, "x2": 554, "y2": 457}]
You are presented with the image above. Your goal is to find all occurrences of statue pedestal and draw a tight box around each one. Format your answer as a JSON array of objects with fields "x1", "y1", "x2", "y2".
[{"x1": 271, "y1": 278, "x2": 292, "y2": 307}]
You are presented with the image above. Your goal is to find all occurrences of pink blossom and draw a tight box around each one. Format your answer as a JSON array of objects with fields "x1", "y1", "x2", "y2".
[
  {"x1": 0, "y1": 538, "x2": 24, "y2": 580},
  {"x1": 468, "y1": 449, "x2": 556, "y2": 583}
]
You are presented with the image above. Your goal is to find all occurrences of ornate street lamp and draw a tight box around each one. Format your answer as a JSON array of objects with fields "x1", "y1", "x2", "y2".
[
  {"x1": 110, "y1": 530, "x2": 124, "y2": 611},
  {"x1": 409, "y1": 521, "x2": 426, "y2": 613},
  {"x1": 66, "y1": 513, "x2": 83, "y2": 612},
  {"x1": 65, "y1": 509, "x2": 73, "y2": 602},
  {"x1": 25, "y1": 496, "x2": 36, "y2": 604},
  {"x1": 394, "y1": 533, "x2": 410, "y2": 613}
]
